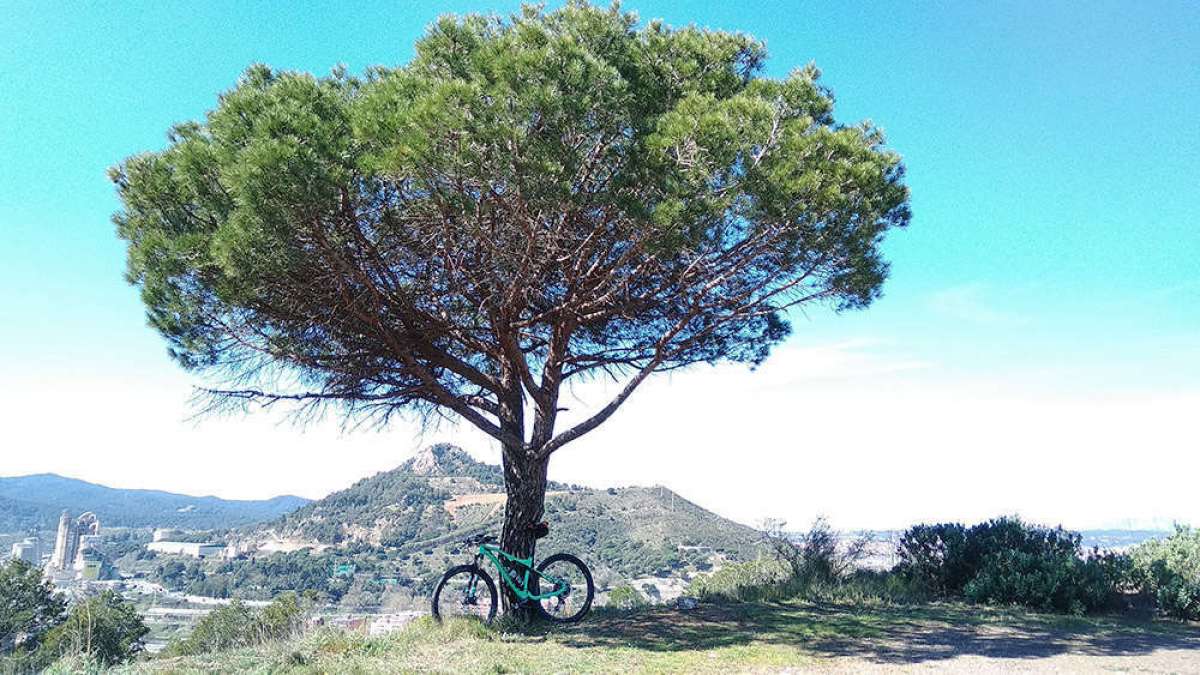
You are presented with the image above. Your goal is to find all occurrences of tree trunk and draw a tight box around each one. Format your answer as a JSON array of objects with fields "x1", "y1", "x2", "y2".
[{"x1": 499, "y1": 445, "x2": 549, "y2": 617}]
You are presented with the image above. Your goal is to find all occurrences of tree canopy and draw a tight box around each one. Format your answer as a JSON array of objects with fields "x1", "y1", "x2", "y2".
[
  {"x1": 40, "y1": 590, "x2": 149, "y2": 667},
  {"x1": 0, "y1": 559, "x2": 66, "y2": 654},
  {"x1": 112, "y1": 2, "x2": 909, "y2": 579},
  {"x1": 113, "y1": 2, "x2": 907, "y2": 453}
]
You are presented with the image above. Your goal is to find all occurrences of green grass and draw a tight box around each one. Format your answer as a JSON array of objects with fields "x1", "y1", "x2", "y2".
[{"x1": 104, "y1": 601, "x2": 1199, "y2": 674}]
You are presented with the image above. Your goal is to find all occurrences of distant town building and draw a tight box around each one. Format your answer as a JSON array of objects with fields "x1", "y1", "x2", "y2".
[
  {"x1": 47, "y1": 511, "x2": 100, "y2": 578},
  {"x1": 147, "y1": 541, "x2": 224, "y2": 558},
  {"x1": 49, "y1": 511, "x2": 74, "y2": 570},
  {"x1": 77, "y1": 555, "x2": 103, "y2": 580},
  {"x1": 77, "y1": 534, "x2": 100, "y2": 558},
  {"x1": 152, "y1": 528, "x2": 186, "y2": 543},
  {"x1": 9, "y1": 537, "x2": 40, "y2": 564},
  {"x1": 368, "y1": 613, "x2": 420, "y2": 636}
]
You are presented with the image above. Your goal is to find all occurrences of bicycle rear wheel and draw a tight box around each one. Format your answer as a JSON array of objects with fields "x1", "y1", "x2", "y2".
[
  {"x1": 532, "y1": 553, "x2": 594, "y2": 623},
  {"x1": 431, "y1": 564, "x2": 497, "y2": 624}
]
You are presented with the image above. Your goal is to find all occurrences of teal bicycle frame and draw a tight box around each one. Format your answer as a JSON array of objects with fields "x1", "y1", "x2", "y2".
[{"x1": 472, "y1": 544, "x2": 569, "y2": 602}]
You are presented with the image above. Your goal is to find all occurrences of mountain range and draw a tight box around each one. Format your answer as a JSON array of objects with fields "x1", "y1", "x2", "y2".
[{"x1": 0, "y1": 473, "x2": 309, "y2": 532}]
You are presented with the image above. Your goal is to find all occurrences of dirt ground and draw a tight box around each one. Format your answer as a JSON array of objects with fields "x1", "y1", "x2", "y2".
[
  {"x1": 559, "y1": 601, "x2": 1200, "y2": 673},
  {"x1": 813, "y1": 618, "x2": 1200, "y2": 673}
]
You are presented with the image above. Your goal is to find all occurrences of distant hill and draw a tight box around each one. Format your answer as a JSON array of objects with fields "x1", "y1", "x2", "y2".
[
  {"x1": 0, "y1": 473, "x2": 310, "y2": 531},
  {"x1": 0, "y1": 494, "x2": 60, "y2": 533},
  {"x1": 242, "y1": 444, "x2": 761, "y2": 583}
]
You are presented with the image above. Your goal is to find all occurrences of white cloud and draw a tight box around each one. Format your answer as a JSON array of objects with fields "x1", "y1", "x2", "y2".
[
  {"x1": 545, "y1": 343, "x2": 1199, "y2": 531},
  {"x1": 927, "y1": 283, "x2": 1028, "y2": 326},
  {"x1": 1, "y1": 341, "x2": 1195, "y2": 532}
]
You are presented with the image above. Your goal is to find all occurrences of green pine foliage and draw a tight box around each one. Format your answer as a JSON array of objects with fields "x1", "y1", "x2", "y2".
[{"x1": 0, "y1": 559, "x2": 66, "y2": 656}]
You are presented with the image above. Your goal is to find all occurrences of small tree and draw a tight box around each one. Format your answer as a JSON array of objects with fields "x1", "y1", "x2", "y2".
[
  {"x1": 40, "y1": 590, "x2": 149, "y2": 667},
  {"x1": 763, "y1": 517, "x2": 871, "y2": 587},
  {"x1": 112, "y1": 2, "x2": 908, "y2": 612},
  {"x1": 0, "y1": 559, "x2": 66, "y2": 654}
]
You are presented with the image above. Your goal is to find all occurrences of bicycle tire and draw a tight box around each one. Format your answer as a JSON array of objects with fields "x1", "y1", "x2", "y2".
[
  {"x1": 431, "y1": 564, "x2": 498, "y2": 624},
  {"x1": 531, "y1": 552, "x2": 594, "y2": 623}
]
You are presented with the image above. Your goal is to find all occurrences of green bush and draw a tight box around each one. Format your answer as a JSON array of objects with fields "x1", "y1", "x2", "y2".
[
  {"x1": 1, "y1": 559, "x2": 66, "y2": 655},
  {"x1": 40, "y1": 590, "x2": 148, "y2": 667},
  {"x1": 168, "y1": 601, "x2": 256, "y2": 656},
  {"x1": 894, "y1": 517, "x2": 1131, "y2": 614},
  {"x1": 828, "y1": 569, "x2": 929, "y2": 605},
  {"x1": 167, "y1": 593, "x2": 310, "y2": 656},
  {"x1": 964, "y1": 549, "x2": 1130, "y2": 615},
  {"x1": 768, "y1": 517, "x2": 866, "y2": 587},
  {"x1": 693, "y1": 519, "x2": 913, "y2": 605},
  {"x1": 690, "y1": 516, "x2": 1136, "y2": 616},
  {"x1": 688, "y1": 558, "x2": 794, "y2": 603},
  {"x1": 895, "y1": 523, "x2": 970, "y2": 594},
  {"x1": 689, "y1": 559, "x2": 926, "y2": 606},
  {"x1": 1131, "y1": 526, "x2": 1200, "y2": 620},
  {"x1": 896, "y1": 517, "x2": 1085, "y2": 597},
  {"x1": 606, "y1": 584, "x2": 647, "y2": 610}
]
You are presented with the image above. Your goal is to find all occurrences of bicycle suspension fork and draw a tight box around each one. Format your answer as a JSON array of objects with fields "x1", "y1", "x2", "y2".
[{"x1": 467, "y1": 552, "x2": 483, "y2": 600}]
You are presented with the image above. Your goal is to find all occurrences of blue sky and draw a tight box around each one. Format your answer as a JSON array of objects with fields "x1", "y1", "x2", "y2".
[{"x1": 1, "y1": 2, "x2": 1197, "y2": 528}]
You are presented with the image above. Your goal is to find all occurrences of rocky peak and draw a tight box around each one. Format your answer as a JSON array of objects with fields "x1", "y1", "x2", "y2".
[{"x1": 405, "y1": 444, "x2": 475, "y2": 476}]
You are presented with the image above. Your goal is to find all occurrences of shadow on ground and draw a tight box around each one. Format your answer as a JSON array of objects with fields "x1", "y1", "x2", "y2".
[{"x1": 544, "y1": 601, "x2": 1200, "y2": 665}]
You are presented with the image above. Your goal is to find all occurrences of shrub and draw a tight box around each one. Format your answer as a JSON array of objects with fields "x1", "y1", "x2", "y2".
[
  {"x1": 897, "y1": 517, "x2": 1083, "y2": 596},
  {"x1": 692, "y1": 518, "x2": 891, "y2": 605},
  {"x1": 895, "y1": 523, "x2": 970, "y2": 595},
  {"x1": 764, "y1": 517, "x2": 871, "y2": 589},
  {"x1": 606, "y1": 584, "x2": 647, "y2": 610},
  {"x1": 896, "y1": 516, "x2": 1131, "y2": 614},
  {"x1": 1, "y1": 559, "x2": 66, "y2": 655},
  {"x1": 168, "y1": 593, "x2": 311, "y2": 656},
  {"x1": 40, "y1": 590, "x2": 148, "y2": 667},
  {"x1": 688, "y1": 558, "x2": 793, "y2": 603},
  {"x1": 1131, "y1": 526, "x2": 1200, "y2": 620},
  {"x1": 833, "y1": 569, "x2": 929, "y2": 605},
  {"x1": 964, "y1": 550, "x2": 1129, "y2": 615},
  {"x1": 166, "y1": 601, "x2": 256, "y2": 656}
]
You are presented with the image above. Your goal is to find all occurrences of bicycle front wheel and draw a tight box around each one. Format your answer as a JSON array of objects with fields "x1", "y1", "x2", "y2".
[
  {"x1": 432, "y1": 564, "x2": 497, "y2": 624},
  {"x1": 533, "y1": 553, "x2": 594, "y2": 623}
]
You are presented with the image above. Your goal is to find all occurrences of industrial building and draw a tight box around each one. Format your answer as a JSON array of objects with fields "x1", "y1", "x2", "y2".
[
  {"x1": 9, "y1": 536, "x2": 41, "y2": 564},
  {"x1": 147, "y1": 541, "x2": 224, "y2": 558},
  {"x1": 45, "y1": 510, "x2": 101, "y2": 579}
]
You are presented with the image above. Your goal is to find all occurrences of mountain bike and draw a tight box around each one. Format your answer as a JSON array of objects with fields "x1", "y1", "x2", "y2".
[{"x1": 431, "y1": 523, "x2": 594, "y2": 624}]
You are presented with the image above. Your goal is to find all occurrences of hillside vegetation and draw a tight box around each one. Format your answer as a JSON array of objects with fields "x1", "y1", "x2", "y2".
[
  {"x1": 164, "y1": 445, "x2": 760, "y2": 604},
  {"x1": 258, "y1": 445, "x2": 757, "y2": 556}
]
